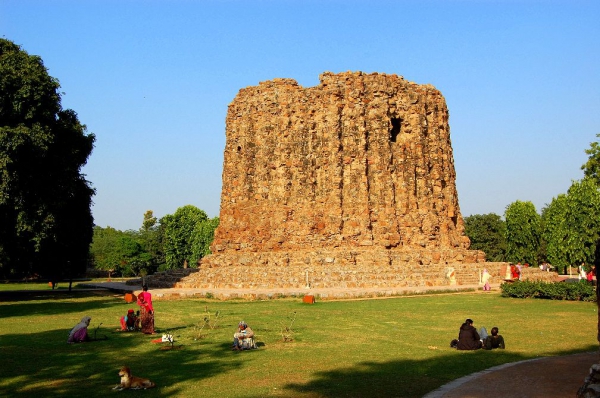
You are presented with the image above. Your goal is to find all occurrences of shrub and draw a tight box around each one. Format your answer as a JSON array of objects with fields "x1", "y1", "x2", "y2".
[{"x1": 500, "y1": 280, "x2": 596, "y2": 301}]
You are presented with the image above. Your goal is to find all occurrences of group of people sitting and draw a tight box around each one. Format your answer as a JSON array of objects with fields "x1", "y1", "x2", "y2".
[
  {"x1": 451, "y1": 318, "x2": 505, "y2": 350},
  {"x1": 118, "y1": 285, "x2": 156, "y2": 333},
  {"x1": 67, "y1": 285, "x2": 156, "y2": 343},
  {"x1": 120, "y1": 309, "x2": 141, "y2": 331},
  {"x1": 69, "y1": 310, "x2": 499, "y2": 356}
]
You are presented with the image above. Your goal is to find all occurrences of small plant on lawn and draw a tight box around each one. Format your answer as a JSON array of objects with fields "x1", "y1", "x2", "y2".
[
  {"x1": 91, "y1": 322, "x2": 108, "y2": 341},
  {"x1": 192, "y1": 317, "x2": 210, "y2": 340},
  {"x1": 280, "y1": 311, "x2": 297, "y2": 342},
  {"x1": 192, "y1": 308, "x2": 223, "y2": 339},
  {"x1": 207, "y1": 310, "x2": 222, "y2": 329}
]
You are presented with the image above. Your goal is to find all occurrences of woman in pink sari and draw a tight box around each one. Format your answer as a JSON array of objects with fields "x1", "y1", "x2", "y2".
[
  {"x1": 68, "y1": 316, "x2": 91, "y2": 343},
  {"x1": 137, "y1": 285, "x2": 155, "y2": 334}
]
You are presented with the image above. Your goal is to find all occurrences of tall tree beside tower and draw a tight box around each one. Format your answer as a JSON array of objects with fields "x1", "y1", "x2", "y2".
[{"x1": 0, "y1": 39, "x2": 95, "y2": 281}]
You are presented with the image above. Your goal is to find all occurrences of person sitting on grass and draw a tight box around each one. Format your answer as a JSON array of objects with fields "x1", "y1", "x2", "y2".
[
  {"x1": 456, "y1": 318, "x2": 482, "y2": 350},
  {"x1": 232, "y1": 321, "x2": 256, "y2": 351},
  {"x1": 68, "y1": 316, "x2": 91, "y2": 343},
  {"x1": 120, "y1": 309, "x2": 140, "y2": 331},
  {"x1": 483, "y1": 327, "x2": 505, "y2": 350}
]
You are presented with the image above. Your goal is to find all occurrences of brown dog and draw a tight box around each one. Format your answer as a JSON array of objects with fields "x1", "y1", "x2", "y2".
[{"x1": 113, "y1": 366, "x2": 156, "y2": 390}]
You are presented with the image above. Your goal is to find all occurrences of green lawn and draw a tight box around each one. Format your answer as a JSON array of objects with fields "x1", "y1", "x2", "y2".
[{"x1": 0, "y1": 290, "x2": 596, "y2": 397}]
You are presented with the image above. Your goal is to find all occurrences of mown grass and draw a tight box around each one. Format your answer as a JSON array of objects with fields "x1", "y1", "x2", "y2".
[{"x1": 0, "y1": 289, "x2": 597, "y2": 397}]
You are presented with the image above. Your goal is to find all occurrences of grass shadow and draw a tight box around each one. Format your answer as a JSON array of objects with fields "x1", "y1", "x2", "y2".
[
  {"x1": 0, "y1": 326, "x2": 243, "y2": 397},
  {"x1": 280, "y1": 346, "x2": 599, "y2": 398},
  {"x1": 0, "y1": 296, "x2": 123, "y2": 319},
  {"x1": 0, "y1": 289, "x2": 118, "y2": 303}
]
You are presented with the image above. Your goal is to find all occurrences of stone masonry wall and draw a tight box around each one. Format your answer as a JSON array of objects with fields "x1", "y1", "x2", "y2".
[
  {"x1": 179, "y1": 71, "x2": 485, "y2": 290},
  {"x1": 213, "y1": 71, "x2": 471, "y2": 253}
]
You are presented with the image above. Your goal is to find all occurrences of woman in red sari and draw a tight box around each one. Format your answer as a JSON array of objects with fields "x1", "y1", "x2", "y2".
[{"x1": 137, "y1": 285, "x2": 155, "y2": 334}]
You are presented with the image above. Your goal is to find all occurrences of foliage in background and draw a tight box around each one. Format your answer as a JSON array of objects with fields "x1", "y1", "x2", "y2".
[
  {"x1": 464, "y1": 213, "x2": 507, "y2": 261},
  {"x1": 89, "y1": 208, "x2": 219, "y2": 276},
  {"x1": 504, "y1": 200, "x2": 541, "y2": 266},
  {"x1": 89, "y1": 226, "x2": 149, "y2": 277},
  {"x1": 581, "y1": 133, "x2": 600, "y2": 186},
  {"x1": 190, "y1": 216, "x2": 220, "y2": 261},
  {"x1": 541, "y1": 194, "x2": 569, "y2": 273},
  {"x1": 160, "y1": 205, "x2": 208, "y2": 270},
  {"x1": 500, "y1": 280, "x2": 595, "y2": 301},
  {"x1": 562, "y1": 178, "x2": 600, "y2": 268},
  {"x1": 541, "y1": 178, "x2": 600, "y2": 274},
  {"x1": 0, "y1": 38, "x2": 95, "y2": 280},
  {"x1": 136, "y1": 210, "x2": 164, "y2": 274}
]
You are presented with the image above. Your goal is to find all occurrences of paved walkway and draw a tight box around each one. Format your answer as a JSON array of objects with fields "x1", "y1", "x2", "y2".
[
  {"x1": 78, "y1": 281, "x2": 598, "y2": 397},
  {"x1": 425, "y1": 351, "x2": 598, "y2": 398}
]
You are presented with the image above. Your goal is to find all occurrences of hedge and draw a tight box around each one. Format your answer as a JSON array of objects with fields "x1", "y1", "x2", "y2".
[{"x1": 500, "y1": 280, "x2": 596, "y2": 301}]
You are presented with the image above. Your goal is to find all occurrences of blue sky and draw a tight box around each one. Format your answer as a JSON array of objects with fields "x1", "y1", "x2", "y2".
[{"x1": 2, "y1": 0, "x2": 598, "y2": 231}]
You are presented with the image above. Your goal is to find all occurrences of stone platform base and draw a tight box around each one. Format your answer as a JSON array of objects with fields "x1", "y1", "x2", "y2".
[{"x1": 135, "y1": 251, "x2": 558, "y2": 291}]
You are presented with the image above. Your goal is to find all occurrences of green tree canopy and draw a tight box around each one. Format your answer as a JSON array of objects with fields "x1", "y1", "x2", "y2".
[
  {"x1": 190, "y1": 216, "x2": 220, "y2": 262},
  {"x1": 581, "y1": 133, "x2": 600, "y2": 185},
  {"x1": 542, "y1": 178, "x2": 600, "y2": 273},
  {"x1": 504, "y1": 200, "x2": 540, "y2": 266},
  {"x1": 562, "y1": 178, "x2": 600, "y2": 267},
  {"x1": 137, "y1": 210, "x2": 163, "y2": 272},
  {"x1": 160, "y1": 205, "x2": 208, "y2": 269},
  {"x1": 541, "y1": 194, "x2": 569, "y2": 271},
  {"x1": 90, "y1": 226, "x2": 148, "y2": 277},
  {"x1": 0, "y1": 38, "x2": 95, "y2": 279},
  {"x1": 464, "y1": 213, "x2": 507, "y2": 262}
]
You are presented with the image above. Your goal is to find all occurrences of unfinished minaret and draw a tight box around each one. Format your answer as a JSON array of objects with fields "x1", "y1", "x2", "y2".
[{"x1": 188, "y1": 72, "x2": 485, "y2": 290}]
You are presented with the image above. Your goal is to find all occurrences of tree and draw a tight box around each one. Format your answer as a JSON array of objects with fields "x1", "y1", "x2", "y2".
[
  {"x1": 541, "y1": 179, "x2": 600, "y2": 274},
  {"x1": 464, "y1": 213, "x2": 507, "y2": 262},
  {"x1": 190, "y1": 217, "x2": 220, "y2": 264},
  {"x1": 0, "y1": 38, "x2": 95, "y2": 280},
  {"x1": 504, "y1": 200, "x2": 540, "y2": 266},
  {"x1": 563, "y1": 178, "x2": 600, "y2": 268},
  {"x1": 541, "y1": 194, "x2": 569, "y2": 273},
  {"x1": 137, "y1": 210, "x2": 163, "y2": 273},
  {"x1": 160, "y1": 205, "x2": 208, "y2": 270},
  {"x1": 575, "y1": 136, "x2": 600, "y2": 347},
  {"x1": 581, "y1": 133, "x2": 600, "y2": 186},
  {"x1": 90, "y1": 226, "x2": 147, "y2": 277}
]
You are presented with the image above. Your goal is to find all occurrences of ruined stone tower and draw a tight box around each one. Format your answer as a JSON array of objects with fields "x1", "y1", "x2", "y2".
[{"x1": 180, "y1": 72, "x2": 486, "y2": 290}]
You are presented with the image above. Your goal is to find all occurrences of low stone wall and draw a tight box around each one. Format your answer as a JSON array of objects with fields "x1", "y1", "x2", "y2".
[{"x1": 526, "y1": 268, "x2": 560, "y2": 282}]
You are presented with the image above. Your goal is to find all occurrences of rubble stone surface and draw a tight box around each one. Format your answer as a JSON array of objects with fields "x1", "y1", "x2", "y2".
[{"x1": 181, "y1": 71, "x2": 491, "y2": 289}]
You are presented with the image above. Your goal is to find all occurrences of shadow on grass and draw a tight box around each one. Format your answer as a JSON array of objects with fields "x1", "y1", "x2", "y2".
[
  {"x1": 0, "y1": 326, "x2": 242, "y2": 397},
  {"x1": 279, "y1": 346, "x2": 599, "y2": 398},
  {"x1": 0, "y1": 288, "x2": 117, "y2": 303},
  {"x1": 0, "y1": 295, "x2": 122, "y2": 319}
]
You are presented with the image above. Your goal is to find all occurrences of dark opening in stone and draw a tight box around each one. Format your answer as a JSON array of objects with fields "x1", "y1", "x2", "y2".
[{"x1": 390, "y1": 118, "x2": 401, "y2": 142}]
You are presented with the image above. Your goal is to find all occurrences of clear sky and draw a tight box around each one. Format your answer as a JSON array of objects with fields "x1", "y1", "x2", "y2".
[{"x1": 2, "y1": 0, "x2": 599, "y2": 231}]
